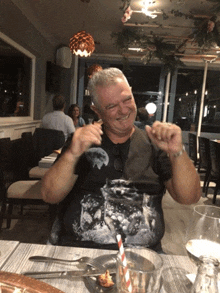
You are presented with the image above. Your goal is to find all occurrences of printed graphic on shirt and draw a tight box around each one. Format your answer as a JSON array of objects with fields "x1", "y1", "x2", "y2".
[
  {"x1": 71, "y1": 148, "x2": 163, "y2": 247},
  {"x1": 85, "y1": 148, "x2": 109, "y2": 169}
]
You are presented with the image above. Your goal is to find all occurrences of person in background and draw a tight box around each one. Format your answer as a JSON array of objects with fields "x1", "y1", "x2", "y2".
[
  {"x1": 14, "y1": 98, "x2": 25, "y2": 116},
  {"x1": 68, "y1": 104, "x2": 85, "y2": 128},
  {"x1": 134, "y1": 107, "x2": 151, "y2": 129},
  {"x1": 41, "y1": 68, "x2": 201, "y2": 251},
  {"x1": 41, "y1": 94, "x2": 75, "y2": 140},
  {"x1": 83, "y1": 64, "x2": 103, "y2": 124}
]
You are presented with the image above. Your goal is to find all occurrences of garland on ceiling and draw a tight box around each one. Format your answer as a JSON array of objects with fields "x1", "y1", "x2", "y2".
[
  {"x1": 115, "y1": 1, "x2": 220, "y2": 72},
  {"x1": 111, "y1": 28, "x2": 185, "y2": 74},
  {"x1": 192, "y1": 17, "x2": 220, "y2": 51}
]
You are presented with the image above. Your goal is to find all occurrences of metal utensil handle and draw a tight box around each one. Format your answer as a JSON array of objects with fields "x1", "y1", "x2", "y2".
[
  {"x1": 23, "y1": 271, "x2": 68, "y2": 279},
  {"x1": 29, "y1": 256, "x2": 73, "y2": 262}
]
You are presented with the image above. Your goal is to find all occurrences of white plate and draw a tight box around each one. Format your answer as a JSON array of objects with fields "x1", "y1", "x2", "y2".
[{"x1": 84, "y1": 254, "x2": 117, "y2": 293}]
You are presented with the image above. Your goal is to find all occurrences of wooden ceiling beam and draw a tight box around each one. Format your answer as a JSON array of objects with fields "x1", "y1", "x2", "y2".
[
  {"x1": 132, "y1": 10, "x2": 211, "y2": 19},
  {"x1": 124, "y1": 22, "x2": 193, "y2": 29}
]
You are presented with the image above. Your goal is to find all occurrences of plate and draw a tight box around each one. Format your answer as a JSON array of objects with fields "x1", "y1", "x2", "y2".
[
  {"x1": 84, "y1": 254, "x2": 165, "y2": 293},
  {"x1": 0, "y1": 271, "x2": 64, "y2": 293},
  {"x1": 84, "y1": 254, "x2": 117, "y2": 293}
]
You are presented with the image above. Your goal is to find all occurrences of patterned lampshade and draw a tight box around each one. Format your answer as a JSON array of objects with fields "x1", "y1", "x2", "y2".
[{"x1": 69, "y1": 30, "x2": 95, "y2": 57}]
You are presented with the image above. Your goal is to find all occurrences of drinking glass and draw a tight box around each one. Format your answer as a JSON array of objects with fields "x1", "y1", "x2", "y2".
[
  {"x1": 116, "y1": 247, "x2": 163, "y2": 293},
  {"x1": 185, "y1": 205, "x2": 220, "y2": 266}
]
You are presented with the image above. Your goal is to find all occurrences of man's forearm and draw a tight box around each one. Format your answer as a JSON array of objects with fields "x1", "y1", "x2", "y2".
[
  {"x1": 41, "y1": 149, "x2": 79, "y2": 204},
  {"x1": 167, "y1": 151, "x2": 201, "y2": 204}
]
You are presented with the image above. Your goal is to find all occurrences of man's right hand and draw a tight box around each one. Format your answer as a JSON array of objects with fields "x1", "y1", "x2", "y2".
[{"x1": 68, "y1": 120, "x2": 103, "y2": 158}]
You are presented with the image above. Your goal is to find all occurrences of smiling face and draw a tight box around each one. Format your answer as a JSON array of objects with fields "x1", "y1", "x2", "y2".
[
  {"x1": 92, "y1": 77, "x2": 137, "y2": 139},
  {"x1": 72, "y1": 106, "x2": 80, "y2": 118}
]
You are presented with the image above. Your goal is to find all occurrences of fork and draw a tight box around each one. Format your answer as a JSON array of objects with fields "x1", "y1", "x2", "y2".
[{"x1": 29, "y1": 256, "x2": 106, "y2": 272}]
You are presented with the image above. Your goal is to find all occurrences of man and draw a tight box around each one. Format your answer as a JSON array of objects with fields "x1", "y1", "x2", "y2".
[
  {"x1": 41, "y1": 68, "x2": 201, "y2": 251},
  {"x1": 42, "y1": 95, "x2": 75, "y2": 140}
]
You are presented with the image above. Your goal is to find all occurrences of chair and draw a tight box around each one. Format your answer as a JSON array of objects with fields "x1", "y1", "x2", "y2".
[
  {"x1": 204, "y1": 140, "x2": 220, "y2": 203},
  {"x1": 0, "y1": 137, "x2": 49, "y2": 230},
  {"x1": 188, "y1": 133, "x2": 198, "y2": 166},
  {"x1": 29, "y1": 166, "x2": 49, "y2": 179},
  {"x1": 0, "y1": 170, "x2": 42, "y2": 230},
  {"x1": 21, "y1": 132, "x2": 38, "y2": 170},
  {"x1": 33, "y1": 128, "x2": 65, "y2": 162},
  {"x1": 198, "y1": 137, "x2": 211, "y2": 192}
]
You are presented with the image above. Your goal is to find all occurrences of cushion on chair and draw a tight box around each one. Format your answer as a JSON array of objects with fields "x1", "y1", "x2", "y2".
[
  {"x1": 7, "y1": 180, "x2": 42, "y2": 199},
  {"x1": 29, "y1": 166, "x2": 49, "y2": 179}
]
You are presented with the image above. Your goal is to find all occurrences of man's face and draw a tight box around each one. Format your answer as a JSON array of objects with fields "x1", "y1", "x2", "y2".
[{"x1": 94, "y1": 78, "x2": 137, "y2": 136}]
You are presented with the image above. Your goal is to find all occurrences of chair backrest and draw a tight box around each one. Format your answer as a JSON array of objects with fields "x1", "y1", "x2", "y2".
[
  {"x1": 11, "y1": 138, "x2": 30, "y2": 181},
  {"x1": 0, "y1": 137, "x2": 13, "y2": 171},
  {"x1": 21, "y1": 132, "x2": 38, "y2": 168},
  {"x1": 0, "y1": 137, "x2": 29, "y2": 188},
  {"x1": 209, "y1": 140, "x2": 220, "y2": 175},
  {"x1": 188, "y1": 133, "x2": 197, "y2": 165},
  {"x1": 198, "y1": 136, "x2": 211, "y2": 170},
  {"x1": 33, "y1": 128, "x2": 65, "y2": 161}
]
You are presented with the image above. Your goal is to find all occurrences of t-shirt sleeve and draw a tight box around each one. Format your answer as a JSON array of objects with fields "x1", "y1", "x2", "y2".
[
  {"x1": 66, "y1": 116, "x2": 75, "y2": 134},
  {"x1": 79, "y1": 117, "x2": 85, "y2": 126}
]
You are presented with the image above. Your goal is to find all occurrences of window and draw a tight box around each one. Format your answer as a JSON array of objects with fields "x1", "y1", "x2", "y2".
[{"x1": 0, "y1": 32, "x2": 35, "y2": 122}]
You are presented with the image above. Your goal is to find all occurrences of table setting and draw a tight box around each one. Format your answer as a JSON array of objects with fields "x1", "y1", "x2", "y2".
[
  {"x1": 0, "y1": 240, "x2": 197, "y2": 293},
  {"x1": 0, "y1": 203, "x2": 220, "y2": 292}
]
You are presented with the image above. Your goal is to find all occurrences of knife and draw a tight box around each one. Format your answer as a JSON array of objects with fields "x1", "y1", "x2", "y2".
[{"x1": 23, "y1": 268, "x2": 116, "y2": 279}]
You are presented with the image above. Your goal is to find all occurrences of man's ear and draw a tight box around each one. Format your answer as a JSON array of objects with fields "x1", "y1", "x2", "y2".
[{"x1": 90, "y1": 104, "x2": 102, "y2": 119}]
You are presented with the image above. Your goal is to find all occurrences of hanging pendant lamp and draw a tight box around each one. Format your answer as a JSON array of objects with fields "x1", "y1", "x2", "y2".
[{"x1": 69, "y1": 30, "x2": 95, "y2": 57}]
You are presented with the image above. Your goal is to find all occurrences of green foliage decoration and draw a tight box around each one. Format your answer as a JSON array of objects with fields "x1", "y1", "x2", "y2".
[
  {"x1": 111, "y1": 28, "x2": 185, "y2": 74},
  {"x1": 120, "y1": 0, "x2": 131, "y2": 12},
  {"x1": 117, "y1": 1, "x2": 220, "y2": 72},
  {"x1": 192, "y1": 17, "x2": 220, "y2": 52}
]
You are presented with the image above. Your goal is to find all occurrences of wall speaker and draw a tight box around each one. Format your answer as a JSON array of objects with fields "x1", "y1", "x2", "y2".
[{"x1": 56, "y1": 47, "x2": 72, "y2": 68}]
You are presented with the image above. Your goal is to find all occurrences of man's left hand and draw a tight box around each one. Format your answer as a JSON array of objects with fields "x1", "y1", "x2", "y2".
[{"x1": 145, "y1": 121, "x2": 183, "y2": 155}]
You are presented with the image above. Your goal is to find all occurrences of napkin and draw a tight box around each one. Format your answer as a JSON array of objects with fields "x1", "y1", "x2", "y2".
[{"x1": 186, "y1": 274, "x2": 220, "y2": 292}]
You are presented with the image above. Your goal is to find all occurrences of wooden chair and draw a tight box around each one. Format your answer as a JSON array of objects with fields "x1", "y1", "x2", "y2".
[
  {"x1": 198, "y1": 136, "x2": 211, "y2": 193},
  {"x1": 0, "y1": 137, "x2": 48, "y2": 230},
  {"x1": 188, "y1": 133, "x2": 198, "y2": 166},
  {"x1": 0, "y1": 169, "x2": 42, "y2": 230},
  {"x1": 204, "y1": 140, "x2": 220, "y2": 203}
]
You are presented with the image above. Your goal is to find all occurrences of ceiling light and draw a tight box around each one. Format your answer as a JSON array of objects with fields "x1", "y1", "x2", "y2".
[
  {"x1": 141, "y1": 7, "x2": 158, "y2": 18},
  {"x1": 69, "y1": 31, "x2": 95, "y2": 57},
  {"x1": 143, "y1": 0, "x2": 156, "y2": 7},
  {"x1": 128, "y1": 48, "x2": 144, "y2": 52}
]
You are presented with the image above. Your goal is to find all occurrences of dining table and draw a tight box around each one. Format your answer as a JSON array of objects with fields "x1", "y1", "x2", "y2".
[
  {"x1": 0, "y1": 240, "x2": 199, "y2": 293},
  {"x1": 29, "y1": 151, "x2": 59, "y2": 179},
  {"x1": 0, "y1": 240, "x2": 19, "y2": 268}
]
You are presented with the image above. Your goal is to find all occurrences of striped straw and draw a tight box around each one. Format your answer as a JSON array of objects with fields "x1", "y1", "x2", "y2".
[{"x1": 116, "y1": 234, "x2": 132, "y2": 293}]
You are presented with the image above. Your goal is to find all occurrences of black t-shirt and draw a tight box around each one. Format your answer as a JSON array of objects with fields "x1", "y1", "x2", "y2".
[{"x1": 58, "y1": 126, "x2": 172, "y2": 249}]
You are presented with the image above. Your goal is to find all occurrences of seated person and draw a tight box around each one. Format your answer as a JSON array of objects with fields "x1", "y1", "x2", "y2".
[
  {"x1": 14, "y1": 99, "x2": 25, "y2": 116},
  {"x1": 41, "y1": 68, "x2": 201, "y2": 251},
  {"x1": 41, "y1": 95, "x2": 75, "y2": 140},
  {"x1": 134, "y1": 107, "x2": 151, "y2": 129},
  {"x1": 68, "y1": 104, "x2": 85, "y2": 128}
]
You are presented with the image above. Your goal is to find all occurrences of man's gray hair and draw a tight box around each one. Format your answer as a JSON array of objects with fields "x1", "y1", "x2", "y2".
[{"x1": 88, "y1": 67, "x2": 128, "y2": 107}]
